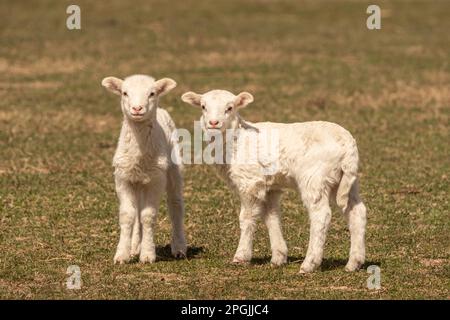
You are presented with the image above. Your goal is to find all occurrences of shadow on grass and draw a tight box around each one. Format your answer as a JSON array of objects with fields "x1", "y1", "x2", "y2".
[
  {"x1": 156, "y1": 244, "x2": 205, "y2": 261},
  {"x1": 251, "y1": 256, "x2": 381, "y2": 271}
]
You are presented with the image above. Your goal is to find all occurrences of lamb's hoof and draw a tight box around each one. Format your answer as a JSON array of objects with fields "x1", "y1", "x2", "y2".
[
  {"x1": 344, "y1": 259, "x2": 364, "y2": 272},
  {"x1": 172, "y1": 251, "x2": 187, "y2": 259},
  {"x1": 299, "y1": 262, "x2": 318, "y2": 274},
  {"x1": 130, "y1": 251, "x2": 140, "y2": 259},
  {"x1": 232, "y1": 255, "x2": 251, "y2": 264},
  {"x1": 171, "y1": 242, "x2": 187, "y2": 259},
  {"x1": 139, "y1": 252, "x2": 156, "y2": 264},
  {"x1": 299, "y1": 267, "x2": 313, "y2": 274},
  {"x1": 114, "y1": 251, "x2": 131, "y2": 265},
  {"x1": 130, "y1": 245, "x2": 141, "y2": 258},
  {"x1": 271, "y1": 252, "x2": 288, "y2": 266}
]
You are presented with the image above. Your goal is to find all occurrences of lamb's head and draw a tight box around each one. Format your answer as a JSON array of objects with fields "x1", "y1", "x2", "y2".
[
  {"x1": 102, "y1": 74, "x2": 176, "y2": 122},
  {"x1": 181, "y1": 89, "x2": 253, "y2": 133}
]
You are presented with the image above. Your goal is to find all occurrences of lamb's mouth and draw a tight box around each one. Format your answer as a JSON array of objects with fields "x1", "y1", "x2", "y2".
[
  {"x1": 206, "y1": 127, "x2": 223, "y2": 132},
  {"x1": 131, "y1": 113, "x2": 144, "y2": 118}
]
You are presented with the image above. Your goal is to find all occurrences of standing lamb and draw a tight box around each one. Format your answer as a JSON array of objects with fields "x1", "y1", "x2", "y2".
[
  {"x1": 181, "y1": 89, "x2": 367, "y2": 273},
  {"x1": 102, "y1": 74, "x2": 186, "y2": 264}
]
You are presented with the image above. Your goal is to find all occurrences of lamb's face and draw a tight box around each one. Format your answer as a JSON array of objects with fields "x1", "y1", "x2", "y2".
[
  {"x1": 102, "y1": 75, "x2": 176, "y2": 122},
  {"x1": 119, "y1": 76, "x2": 158, "y2": 121},
  {"x1": 181, "y1": 90, "x2": 254, "y2": 133}
]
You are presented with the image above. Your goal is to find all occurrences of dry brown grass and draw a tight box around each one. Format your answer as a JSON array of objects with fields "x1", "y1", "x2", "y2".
[
  {"x1": 333, "y1": 81, "x2": 450, "y2": 109},
  {"x1": 0, "y1": 110, "x2": 117, "y2": 135},
  {"x1": 0, "y1": 58, "x2": 86, "y2": 76}
]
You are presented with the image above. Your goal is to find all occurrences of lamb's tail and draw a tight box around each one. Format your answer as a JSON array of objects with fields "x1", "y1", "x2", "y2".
[{"x1": 336, "y1": 140, "x2": 359, "y2": 212}]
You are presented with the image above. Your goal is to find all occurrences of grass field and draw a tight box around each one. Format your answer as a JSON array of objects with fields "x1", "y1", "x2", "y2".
[{"x1": 0, "y1": 0, "x2": 449, "y2": 299}]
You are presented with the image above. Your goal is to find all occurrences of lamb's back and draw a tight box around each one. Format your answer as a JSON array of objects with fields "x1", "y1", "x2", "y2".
[{"x1": 250, "y1": 120, "x2": 356, "y2": 150}]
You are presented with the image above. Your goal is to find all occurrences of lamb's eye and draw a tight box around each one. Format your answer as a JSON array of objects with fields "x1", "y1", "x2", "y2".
[
  {"x1": 226, "y1": 106, "x2": 233, "y2": 113},
  {"x1": 123, "y1": 92, "x2": 128, "y2": 97},
  {"x1": 201, "y1": 105, "x2": 206, "y2": 111},
  {"x1": 149, "y1": 92, "x2": 155, "y2": 98}
]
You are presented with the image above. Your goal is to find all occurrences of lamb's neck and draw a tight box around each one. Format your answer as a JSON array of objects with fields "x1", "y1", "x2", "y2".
[
  {"x1": 229, "y1": 114, "x2": 246, "y2": 131},
  {"x1": 223, "y1": 114, "x2": 251, "y2": 143},
  {"x1": 121, "y1": 116, "x2": 155, "y2": 151},
  {"x1": 208, "y1": 115, "x2": 248, "y2": 170}
]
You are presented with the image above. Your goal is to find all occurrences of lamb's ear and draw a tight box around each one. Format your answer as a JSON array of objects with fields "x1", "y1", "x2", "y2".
[
  {"x1": 101, "y1": 77, "x2": 123, "y2": 96},
  {"x1": 154, "y1": 78, "x2": 177, "y2": 96},
  {"x1": 181, "y1": 91, "x2": 202, "y2": 107},
  {"x1": 234, "y1": 92, "x2": 254, "y2": 108}
]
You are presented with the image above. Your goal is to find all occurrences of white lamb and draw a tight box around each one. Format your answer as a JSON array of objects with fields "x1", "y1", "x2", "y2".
[
  {"x1": 181, "y1": 89, "x2": 367, "y2": 273},
  {"x1": 102, "y1": 74, "x2": 187, "y2": 264}
]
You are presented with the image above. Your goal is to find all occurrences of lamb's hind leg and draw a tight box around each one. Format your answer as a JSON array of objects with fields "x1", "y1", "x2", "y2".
[
  {"x1": 233, "y1": 195, "x2": 264, "y2": 263},
  {"x1": 263, "y1": 191, "x2": 288, "y2": 266},
  {"x1": 166, "y1": 165, "x2": 187, "y2": 258},
  {"x1": 343, "y1": 181, "x2": 367, "y2": 271}
]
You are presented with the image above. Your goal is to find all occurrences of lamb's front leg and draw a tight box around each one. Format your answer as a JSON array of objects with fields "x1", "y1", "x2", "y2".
[
  {"x1": 263, "y1": 191, "x2": 288, "y2": 266},
  {"x1": 139, "y1": 183, "x2": 163, "y2": 263},
  {"x1": 114, "y1": 178, "x2": 138, "y2": 264},
  {"x1": 233, "y1": 196, "x2": 264, "y2": 264}
]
